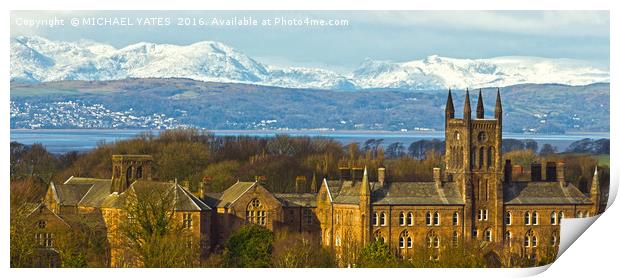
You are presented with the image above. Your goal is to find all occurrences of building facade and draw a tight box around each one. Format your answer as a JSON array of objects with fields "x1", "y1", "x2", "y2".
[{"x1": 33, "y1": 89, "x2": 602, "y2": 267}]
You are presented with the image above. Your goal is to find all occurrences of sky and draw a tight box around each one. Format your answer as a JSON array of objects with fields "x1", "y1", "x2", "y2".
[{"x1": 10, "y1": 10, "x2": 610, "y2": 72}]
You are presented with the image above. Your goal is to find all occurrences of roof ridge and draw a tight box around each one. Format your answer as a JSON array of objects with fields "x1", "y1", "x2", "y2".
[{"x1": 177, "y1": 184, "x2": 211, "y2": 211}]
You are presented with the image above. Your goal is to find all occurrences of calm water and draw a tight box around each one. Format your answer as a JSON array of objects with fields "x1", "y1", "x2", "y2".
[{"x1": 10, "y1": 129, "x2": 610, "y2": 154}]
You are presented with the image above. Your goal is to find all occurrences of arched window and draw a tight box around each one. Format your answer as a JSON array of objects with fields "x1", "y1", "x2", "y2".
[
  {"x1": 532, "y1": 211, "x2": 539, "y2": 225},
  {"x1": 37, "y1": 220, "x2": 46, "y2": 229},
  {"x1": 488, "y1": 147, "x2": 494, "y2": 168},
  {"x1": 505, "y1": 231, "x2": 512, "y2": 247},
  {"x1": 484, "y1": 229, "x2": 492, "y2": 242},
  {"x1": 426, "y1": 212, "x2": 432, "y2": 226},
  {"x1": 559, "y1": 211, "x2": 564, "y2": 224},
  {"x1": 478, "y1": 209, "x2": 483, "y2": 221},
  {"x1": 452, "y1": 212, "x2": 459, "y2": 226},
  {"x1": 136, "y1": 166, "x2": 143, "y2": 179},
  {"x1": 452, "y1": 231, "x2": 459, "y2": 247},
  {"x1": 426, "y1": 231, "x2": 440, "y2": 248},
  {"x1": 399, "y1": 230, "x2": 411, "y2": 249},
  {"x1": 473, "y1": 228, "x2": 478, "y2": 238},
  {"x1": 532, "y1": 236, "x2": 538, "y2": 247},
  {"x1": 434, "y1": 236, "x2": 440, "y2": 249},
  {"x1": 479, "y1": 147, "x2": 485, "y2": 169},
  {"x1": 373, "y1": 212, "x2": 379, "y2": 226},
  {"x1": 399, "y1": 212, "x2": 406, "y2": 226},
  {"x1": 380, "y1": 212, "x2": 387, "y2": 226},
  {"x1": 374, "y1": 230, "x2": 385, "y2": 244},
  {"x1": 551, "y1": 211, "x2": 557, "y2": 225},
  {"x1": 525, "y1": 230, "x2": 536, "y2": 248},
  {"x1": 433, "y1": 212, "x2": 440, "y2": 226},
  {"x1": 246, "y1": 199, "x2": 266, "y2": 226},
  {"x1": 484, "y1": 209, "x2": 488, "y2": 220},
  {"x1": 407, "y1": 212, "x2": 414, "y2": 226},
  {"x1": 525, "y1": 211, "x2": 531, "y2": 225},
  {"x1": 552, "y1": 234, "x2": 558, "y2": 247},
  {"x1": 505, "y1": 211, "x2": 512, "y2": 225}
]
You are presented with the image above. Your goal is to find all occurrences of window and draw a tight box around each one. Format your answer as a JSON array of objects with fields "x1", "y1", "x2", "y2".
[
  {"x1": 473, "y1": 228, "x2": 478, "y2": 238},
  {"x1": 525, "y1": 230, "x2": 536, "y2": 248},
  {"x1": 478, "y1": 209, "x2": 483, "y2": 221},
  {"x1": 484, "y1": 209, "x2": 488, "y2": 221},
  {"x1": 525, "y1": 212, "x2": 531, "y2": 225},
  {"x1": 452, "y1": 212, "x2": 459, "y2": 226},
  {"x1": 524, "y1": 236, "x2": 530, "y2": 247},
  {"x1": 399, "y1": 230, "x2": 412, "y2": 249},
  {"x1": 426, "y1": 232, "x2": 439, "y2": 249},
  {"x1": 407, "y1": 212, "x2": 414, "y2": 226},
  {"x1": 532, "y1": 211, "x2": 539, "y2": 225},
  {"x1": 136, "y1": 166, "x2": 143, "y2": 178},
  {"x1": 505, "y1": 212, "x2": 512, "y2": 225},
  {"x1": 128, "y1": 212, "x2": 136, "y2": 224},
  {"x1": 434, "y1": 237, "x2": 440, "y2": 249},
  {"x1": 247, "y1": 199, "x2": 266, "y2": 226},
  {"x1": 399, "y1": 212, "x2": 406, "y2": 226},
  {"x1": 552, "y1": 235, "x2": 558, "y2": 247},
  {"x1": 479, "y1": 147, "x2": 485, "y2": 169},
  {"x1": 380, "y1": 212, "x2": 387, "y2": 226},
  {"x1": 559, "y1": 211, "x2": 564, "y2": 224},
  {"x1": 399, "y1": 236, "x2": 406, "y2": 249},
  {"x1": 303, "y1": 208, "x2": 313, "y2": 225},
  {"x1": 335, "y1": 235, "x2": 341, "y2": 247},
  {"x1": 37, "y1": 220, "x2": 46, "y2": 229},
  {"x1": 373, "y1": 212, "x2": 379, "y2": 226},
  {"x1": 505, "y1": 231, "x2": 512, "y2": 247},
  {"x1": 407, "y1": 237, "x2": 413, "y2": 248},
  {"x1": 183, "y1": 212, "x2": 192, "y2": 229},
  {"x1": 484, "y1": 229, "x2": 492, "y2": 242},
  {"x1": 37, "y1": 233, "x2": 54, "y2": 248},
  {"x1": 452, "y1": 231, "x2": 459, "y2": 247},
  {"x1": 426, "y1": 212, "x2": 432, "y2": 226},
  {"x1": 433, "y1": 212, "x2": 440, "y2": 226},
  {"x1": 551, "y1": 211, "x2": 557, "y2": 225},
  {"x1": 488, "y1": 147, "x2": 494, "y2": 168},
  {"x1": 532, "y1": 236, "x2": 538, "y2": 247},
  {"x1": 577, "y1": 211, "x2": 584, "y2": 218}
]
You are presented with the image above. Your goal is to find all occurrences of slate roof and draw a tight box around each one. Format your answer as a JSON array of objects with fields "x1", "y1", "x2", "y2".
[
  {"x1": 504, "y1": 181, "x2": 592, "y2": 205},
  {"x1": 55, "y1": 177, "x2": 104, "y2": 206},
  {"x1": 372, "y1": 181, "x2": 464, "y2": 205},
  {"x1": 274, "y1": 193, "x2": 317, "y2": 207},
  {"x1": 125, "y1": 180, "x2": 211, "y2": 211},
  {"x1": 209, "y1": 181, "x2": 256, "y2": 208}
]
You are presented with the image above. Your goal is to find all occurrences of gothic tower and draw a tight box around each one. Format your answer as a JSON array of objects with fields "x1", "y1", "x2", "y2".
[
  {"x1": 444, "y1": 89, "x2": 503, "y2": 241},
  {"x1": 110, "y1": 155, "x2": 154, "y2": 193}
]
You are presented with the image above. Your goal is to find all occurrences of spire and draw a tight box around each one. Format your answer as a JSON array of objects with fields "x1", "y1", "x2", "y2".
[
  {"x1": 445, "y1": 89, "x2": 455, "y2": 118},
  {"x1": 590, "y1": 165, "x2": 600, "y2": 213},
  {"x1": 463, "y1": 88, "x2": 471, "y2": 119},
  {"x1": 310, "y1": 172, "x2": 318, "y2": 193},
  {"x1": 360, "y1": 166, "x2": 370, "y2": 196},
  {"x1": 495, "y1": 88, "x2": 502, "y2": 119},
  {"x1": 476, "y1": 89, "x2": 484, "y2": 119}
]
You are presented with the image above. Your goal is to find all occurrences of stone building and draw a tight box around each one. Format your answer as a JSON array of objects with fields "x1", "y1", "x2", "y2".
[{"x1": 30, "y1": 89, "x2": 602, "y2": 267}]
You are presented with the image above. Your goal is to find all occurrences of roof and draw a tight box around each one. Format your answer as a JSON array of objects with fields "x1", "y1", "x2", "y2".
[
  {"x1": 127, "y1": 180, "x2": 211, "y2": 211},
  {"x1": 57, "y1": 177, "x2": 109, "y2": 206},
  {"x1": 324, "y1": 180, "x2": 361, "y2": 204},
  {"x1": 372, "y1": 181, "x2": 464, "y2": 205},
  {"x1": 211, "y1": 181, "x2": 256, "y2": 208},
  {"x1": 274, "y1": 193, "x2": 317, "y2": 207},
  {"x1": 504, "y1": 181, "x2": 593, "y2": 205}
]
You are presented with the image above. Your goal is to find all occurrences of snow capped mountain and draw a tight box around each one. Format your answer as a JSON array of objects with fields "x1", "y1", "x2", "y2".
[{"x1": 10, "y1": 36, "x2": 609, "y2": 90}]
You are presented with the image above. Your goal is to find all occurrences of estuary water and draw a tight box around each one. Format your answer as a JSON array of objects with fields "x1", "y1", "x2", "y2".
[{"x1": 10, "y1": 129, "x2": 610, "y2": 154}]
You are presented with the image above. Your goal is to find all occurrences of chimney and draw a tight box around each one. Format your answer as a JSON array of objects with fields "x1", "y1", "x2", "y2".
[
  {"x1": 351, "y1": 167, "x2": 364, "y2": 182},
  {"x1": 557, "y1": 161, "x2": 566, "y2": 187},
  {"x1": 378, "y1": 167, "x2": 386, "y2": 185},
  {"x1": 295, "y1": 176, "x2": 307, "y2": 193},
  {"x1": 255, "y1": 175, "x2": 267, "y2": 185},
  {"x1": 339, "y1": 167, "x2": 351, "y2": 181},
  {"x1": 181, "y1": 179, "x2": 191, "y2": 191},
  {"x1": 531, "y1": 163, "x2": 542, "y2": 182},
  {"x1": 504, "y1": 160, "x2": 512, "y2": 183},
  {"x1": 433, "y1": 167, "x2": 442, "y2": 188},
  {"x1": 546, "y1": 162, "x2": 557, "y2": 181}
]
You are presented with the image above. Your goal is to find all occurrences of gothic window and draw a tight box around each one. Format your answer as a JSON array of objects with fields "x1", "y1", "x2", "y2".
[
  {"x1": 505, "y1": 211, "x2": 512, "y2": 225},
  {"x1": 552, "y1": 234, "x2": 558, "y2": 247},
  {"x1": 454, "y1": 131, "x2": 460, "y2": 141},
  {"x1": 183, "y1": 212, "x2": 192, "y2": 229},
  {"x1": 525, "y1": 211, "x2": 531, "y2": 225},
  {"x1": 380, "y1": 212, "x2": 387, "y2": 226},
  {"x1": 374, "y1": 230, "x2": 385, "y2": 243},
  {"x1": 246, "y1": 199, "x2": 266, "y2": 226},
  {"x1": 559, "y1": 211, "x2": 564, "y2": 223},
  {"x1": 488, "y1": 147, "x2": 494, "y2": 168},
  {"x1": 532, "y1": 235, "x2": 538, "y2": 247},
  {"x1": 400, "y1": 230, "x2": 412, "y2": 249},
  {"x1": 484, "y1": 229, "x2": 492, "y2": 242},
  {"x1": 136, "y1": 166, "x2": 143, "y2": 179},
  {"x1": 524, "y1": 235, "x2": 530, "y2": 248},
  {"x1": 452, "y1": 212, "x2": 459, "y2": 226},
  {"x1": 434, "y1": 236, "x2": 440, "y2": 248},
  {"x1": 505, "y1": 231, "x2": 512, "y2": 247},
  {"x1": 525, "y1": 230, "x2": 536, "y2": 248},
  {"x1": 407, "y1": 212, "x2": 414, "y2": 226},
  {"x1": 478, "y1": 131, "x2": 487, "y2": 142},
  {"x1": 303, "y1": 208, "x2": 313, "y2": 225},
  {"x1": 399, "y1": 212, "x2": 406, "y2": 226},
  {"x1": 433, "y1": 212, "x2": 440, "y2": 226},
  {"x1": 532, "y1": 211, "x2": 539, "y2": 225},
  {"x1": 37, "y1": 220, "x2": 46, "y2": 229},
  {"x1": 479, "y1": 147, "x2": 485, "y2": 169},
  {"x1": 551, "y1": 211, "x2": 557, "y2": 225},
  {"x1": 373, "y1": 212, "x2": 379, "y2": 226},
  {"x1": 452, "y1": 231, "x2": 459, "y2": 247},
  {"x1": 426, "y1": 212, "x2": 432, "y2": 226}
]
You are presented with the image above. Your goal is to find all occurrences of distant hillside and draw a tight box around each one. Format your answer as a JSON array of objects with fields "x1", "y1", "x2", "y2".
[{"x1": 10, "y1": 79, "x2": 609, "y2": 133}]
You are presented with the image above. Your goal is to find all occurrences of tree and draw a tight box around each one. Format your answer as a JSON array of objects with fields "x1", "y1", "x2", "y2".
[
  {"x1": 120, "y1": 185, "x2": 199, "y2": 267},
  {"x1": 357, "y1": 240, "x2": 398, "y2": 267},
  {"x1": 539, "y1": 144, "x2": 557, "y2": 156},
  {"x1": 272, "y1": 231, "x2": 335, "y2": 267},
  {"x1": 225, "y1": 224, "x2": 274, "y2": 267}
]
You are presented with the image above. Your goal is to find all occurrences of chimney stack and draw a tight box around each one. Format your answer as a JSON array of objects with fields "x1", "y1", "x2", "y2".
[
  {"x1": 339, "y1": 167, "x2": 351, "y2": 181},
  {"x1": 351, "y1": 167, "x2": 364, "y2": 182},
  {"x1": 546, "y1": 162, "x2": 557, "y2": 181},
  {"x1": 433, "y1": 167, "x2": 442, "y2": 188},
  {"x1": 504, "y1": 160, "x2": 512, "y2": 183},
  {"x1": 295, "y1": 176, "x2": 307, "y2": 193},
  {"x1": 531, "y1": 163, "x2": 542, "y2": 182},
  {"x1": 557, "y1": 161, "x2": 566, "y2": 187},
  {"x1": 378, "y1": 167, "x2": 386, "y2": 185}
]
